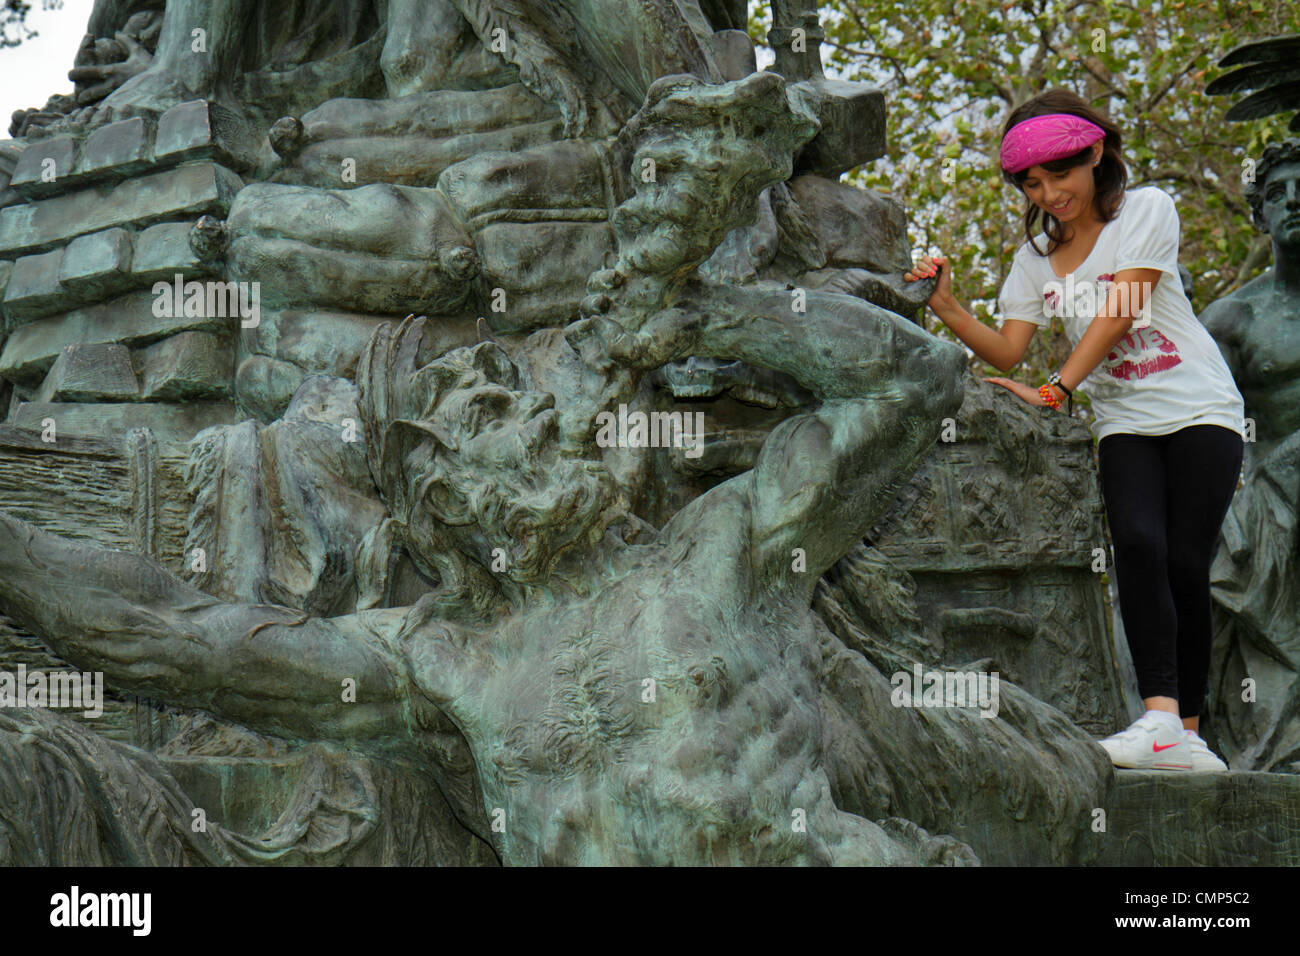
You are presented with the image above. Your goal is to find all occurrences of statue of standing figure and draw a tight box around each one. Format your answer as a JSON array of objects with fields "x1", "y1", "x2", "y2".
[{"x1": 1200, "y1": 137, "x2": 1300, "y2": 771}]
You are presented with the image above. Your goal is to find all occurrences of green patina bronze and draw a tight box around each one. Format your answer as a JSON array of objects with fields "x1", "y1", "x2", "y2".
[{"x1": 0, "y1": 2, "x2": 1296, "y2": 866}]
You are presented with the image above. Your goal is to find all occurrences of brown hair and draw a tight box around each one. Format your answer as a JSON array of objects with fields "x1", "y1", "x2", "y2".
[{"x1": 1000, "y1": 89, "x2": 1128, "y2": 257}]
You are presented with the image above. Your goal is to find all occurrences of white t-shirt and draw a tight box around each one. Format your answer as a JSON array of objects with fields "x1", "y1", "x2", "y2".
[{"x1": 997, "y1": 186, "x2": 1244, "y2": 441}]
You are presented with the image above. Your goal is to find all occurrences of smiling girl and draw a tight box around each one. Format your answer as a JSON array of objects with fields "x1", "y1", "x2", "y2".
[{"x1": 906, "y1": 89, "x2": 1245, "y2": 772}]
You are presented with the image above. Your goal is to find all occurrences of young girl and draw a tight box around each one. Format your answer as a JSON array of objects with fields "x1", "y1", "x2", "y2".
[{"x1": 905, "y1": 89, "x2": 1245, "y2": 772}]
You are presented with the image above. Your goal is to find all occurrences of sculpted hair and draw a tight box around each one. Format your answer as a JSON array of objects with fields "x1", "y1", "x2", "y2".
[
  {"x1": 357, "y1": 316, "x2": 515, "y2": 620},
  {"x1": 1000, "y1": 89, "x2": 1128, "y2": 257}
]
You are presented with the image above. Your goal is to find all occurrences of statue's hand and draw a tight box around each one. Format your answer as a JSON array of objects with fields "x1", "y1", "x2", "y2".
[
  {"x1": 84, "y1": 49, "x2": 192, "y2": 126},
  {"x1": 566, "y1": 307, "x2": 701, "y2": 371},
  {"x1": 624, "y1": 307, "x2": 704, "y2": 368},
  {"x1": 68, "y1": 30, "x2": 155, "y2": 107}
]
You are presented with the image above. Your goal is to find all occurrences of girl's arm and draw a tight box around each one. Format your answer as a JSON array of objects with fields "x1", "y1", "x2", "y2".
[
  {"x1": 1054, "y1": 267, "x2": 1162, "y2": 391},
  {"x1": 906, "y1": 254, "x2": 1038, "y2": 372},
  {"x1": 1050, "y1": 189, "x2": 1176, "y2": 391}
]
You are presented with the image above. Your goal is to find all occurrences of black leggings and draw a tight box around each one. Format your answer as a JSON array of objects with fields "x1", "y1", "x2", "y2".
[{"x1": 1097, "y1": 424, "x2": 1243, "y2": 719}]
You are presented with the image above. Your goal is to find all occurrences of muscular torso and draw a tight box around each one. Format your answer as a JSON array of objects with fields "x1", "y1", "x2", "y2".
[
  {"x1": 1206, "y1": 276, "x2": 1300, "y2": 451},
  {"x1": 401, "y1": 486, "x2": 839, "y2": 864}
]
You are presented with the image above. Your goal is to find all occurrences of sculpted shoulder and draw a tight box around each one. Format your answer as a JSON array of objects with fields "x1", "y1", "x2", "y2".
[
  {"x1": 1200, "y1": 283, "x2": 1258, "y2": 344},
  {"x1": 661, "y1": 479, "x2": 754, "y2": 575}
]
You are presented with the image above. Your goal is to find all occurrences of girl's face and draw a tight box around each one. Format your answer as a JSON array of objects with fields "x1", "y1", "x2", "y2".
[{"x1": 1019, "y1": 143, "x2": 1103, "y2": 223}]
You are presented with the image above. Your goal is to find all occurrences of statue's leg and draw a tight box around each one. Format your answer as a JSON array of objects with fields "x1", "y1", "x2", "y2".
[
  {"x1": 221, "y1": 182, "x2": 479, "y2": 314},
  {"x1": 92, "y1": 0, "x2": 258, "y2": 119},
  {"x1": 381, "y1": 0, "x2": 492, "y2": 96}
]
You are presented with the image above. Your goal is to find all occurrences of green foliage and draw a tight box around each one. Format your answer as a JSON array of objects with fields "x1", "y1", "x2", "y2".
[{"x1": 751, "y1": 0, "x2": 1299, "y2": 398}]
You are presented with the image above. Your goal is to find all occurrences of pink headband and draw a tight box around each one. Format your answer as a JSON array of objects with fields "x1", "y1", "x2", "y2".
[{"x1": 1000, "y1": 113, "x2": 1106, "y2": 173}]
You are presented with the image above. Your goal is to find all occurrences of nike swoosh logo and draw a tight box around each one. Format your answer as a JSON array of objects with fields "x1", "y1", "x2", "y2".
[{"x1": 1152, "y1": 741, "x2": 1182, "y2": 752}]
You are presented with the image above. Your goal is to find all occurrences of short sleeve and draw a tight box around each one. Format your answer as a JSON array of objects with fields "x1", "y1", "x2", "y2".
[
  {"x1": 1115, "y1": 188, "x2": 1180, "y2": 279},
  {"x1": 997, "y1": 252, "x2": 1050, "y2": 328}
]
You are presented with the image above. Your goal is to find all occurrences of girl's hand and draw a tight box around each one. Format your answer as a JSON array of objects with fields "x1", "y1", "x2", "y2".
[
  {"x1": 904, "y1": 253, "x2": 954, "y2": 311},
  {"x1": 983, "y1": 376, "x2": 1054, "y2": 407}
]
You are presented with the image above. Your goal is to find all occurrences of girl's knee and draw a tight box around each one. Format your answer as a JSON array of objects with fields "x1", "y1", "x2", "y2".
[
  {"x1": 1111, "y1": 526, "x2": 1166, "y2": 568},
  {"x1": 1166, "y1": 552, "x2": 1212, "y2": 587}
]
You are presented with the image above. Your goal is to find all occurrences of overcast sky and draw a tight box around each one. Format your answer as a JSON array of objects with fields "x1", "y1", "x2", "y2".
[{"x1": 0, "y1": 0, "x2": 94, "y2": 137}]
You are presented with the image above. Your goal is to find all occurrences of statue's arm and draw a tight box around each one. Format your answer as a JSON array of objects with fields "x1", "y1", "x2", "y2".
[
  {"x1": 0, "y1": 509, "x2": 410, "y2": 743},
  {"x1": 605, "y1": 280, "x2": 966, "y2": 589},
  {"x1": 1199, "y1": 295, "x2": 1248, "y2": 382}
]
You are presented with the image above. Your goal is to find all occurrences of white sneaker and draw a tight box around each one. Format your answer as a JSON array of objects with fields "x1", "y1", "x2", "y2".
[
  {"x1": 1184, "y1": 730, "x2": 1228, "y2": 772},
  {"x1": 1097, "y1": 713, "x2": 1192, "y2": 770}
]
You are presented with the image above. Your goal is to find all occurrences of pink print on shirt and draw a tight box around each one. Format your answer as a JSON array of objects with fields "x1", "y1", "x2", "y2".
[{"x1": 1104, "y1": 327, "x2": 1182, "y2": 380}]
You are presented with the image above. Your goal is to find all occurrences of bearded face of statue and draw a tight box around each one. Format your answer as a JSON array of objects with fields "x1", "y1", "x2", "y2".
[{"x1": 401, "y1": 380, "x2": 621, "y2": 586}]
